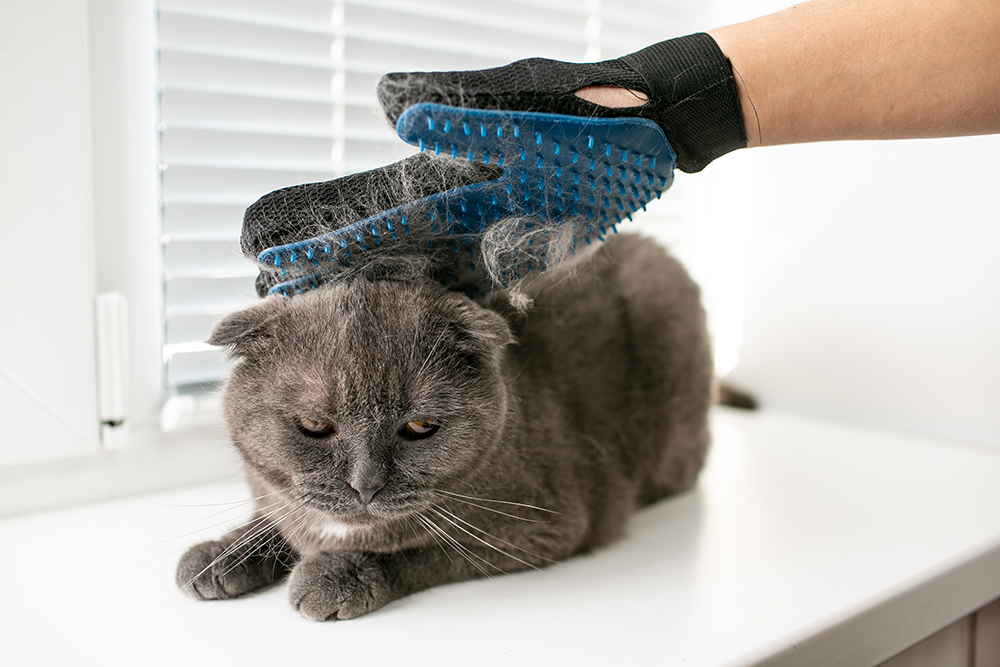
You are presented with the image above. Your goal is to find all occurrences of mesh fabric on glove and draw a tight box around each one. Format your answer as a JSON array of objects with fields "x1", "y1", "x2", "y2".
[
  {"x1": 243, "y1": 153, "x2": 500, "y2": 296},
  {"x1": 378, "y1": 33, "x2": 746, "y2": 173}
]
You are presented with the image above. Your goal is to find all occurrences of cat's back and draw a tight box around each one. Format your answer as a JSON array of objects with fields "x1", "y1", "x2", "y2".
[
  {"x1": 510, "y1": 233, "x2": 712, "y2": 506},
  {"x1": 516, "y1": 233, "x2": 710, "y2": 387}
]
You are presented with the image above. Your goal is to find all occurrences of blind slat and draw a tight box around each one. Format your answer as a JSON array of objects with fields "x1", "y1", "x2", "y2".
[
  {"x1": 161, "y1": 127, "x2": 336, "y2": 167},
  {"x1": 163, "y1": 239, "x2": 252, "y2": 278},
  {"x1": 350, "y1": 0, "x2": 588, "y2": 30},
  {"x1": 163, "y1": 203, "x2": 247, "y2": 236},
  {"x1": 342, "y1": 29, "x2": 582, "y2": 69},
  {"x1": 162, "y1": 165, "x2": 335, "y2": 203},
  {"x1": 159, "y1": 51, "x2": 333, "y2": 97},
  {"x1": 158, "y1": 11, "x2": 334, "y2": 63},
  {"x1": 166, "y1": 314, "x2": 227, "y2": 346},
  {"x1": 161, "y1": 89, "x2": 336, "y2": 134},
  {"x1": 165, "y1": 276, "x2": 257, "y2": 313},
  {"x1": 344, "y1": 4, "x2": 588, "y2": 58},
  {"x1": 160, "y1": 0, "x2": 335, "y2": 31}
]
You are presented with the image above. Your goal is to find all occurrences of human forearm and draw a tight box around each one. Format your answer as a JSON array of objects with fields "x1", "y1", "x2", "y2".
[{"x1": 708, "y1": 0, "x2": 1000, "y2": 147}]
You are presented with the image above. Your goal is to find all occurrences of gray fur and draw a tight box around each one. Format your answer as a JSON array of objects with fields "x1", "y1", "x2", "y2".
[{"x1": 177, "y1": 233, "x2": 712, "y2": 620}]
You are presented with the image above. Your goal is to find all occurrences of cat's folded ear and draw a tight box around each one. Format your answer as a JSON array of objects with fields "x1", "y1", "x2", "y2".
[
  {"x1": 208, "y1": 297, "x2": 290, "y2": 357},
  {"x1": 444, "y1": 298, "x2": 515, "y2": 358}
]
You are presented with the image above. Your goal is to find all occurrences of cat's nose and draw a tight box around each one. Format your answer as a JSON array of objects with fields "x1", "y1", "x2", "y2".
[{"x1": 351, "y1": 482, "x2": 385, "y2": 505}]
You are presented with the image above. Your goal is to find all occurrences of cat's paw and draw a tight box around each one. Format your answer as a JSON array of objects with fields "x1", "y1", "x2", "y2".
[
  {"x1": 288, "y1": 552, "x2": 393, "y2": 621},
  {"x1": 176, "y1": 539, "x2": 284, "y2": 600}
]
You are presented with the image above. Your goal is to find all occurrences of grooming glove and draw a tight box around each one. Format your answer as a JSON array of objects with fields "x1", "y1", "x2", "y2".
[{"x1": 243, "y1": 33, "x2": 745, "y2": 297}]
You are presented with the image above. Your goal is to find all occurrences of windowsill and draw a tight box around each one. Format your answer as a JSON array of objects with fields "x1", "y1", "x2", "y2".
[
  {"x1": 4, "y1": 407, "x2": 1000, "y2": 666},
  {"x1": 0, "y1": 420, "x2": 239, "y2": 516}
]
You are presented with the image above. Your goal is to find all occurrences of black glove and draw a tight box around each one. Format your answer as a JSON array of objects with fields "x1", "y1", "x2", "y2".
[{"x1": 378, "y1": 33, "x2": 746, "y2": 174}]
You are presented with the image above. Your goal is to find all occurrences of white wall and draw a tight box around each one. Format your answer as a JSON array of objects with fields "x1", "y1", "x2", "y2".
[
  {"x1": 648, "y1": 0, "x2": 1000, "y2": 447},
  {"x1": 726, "y1": 136, "x2": 1000, "y2": 446}
]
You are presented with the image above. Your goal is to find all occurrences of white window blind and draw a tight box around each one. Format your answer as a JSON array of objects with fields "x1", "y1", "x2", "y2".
[{"x1": 156, "y1": 0, "x2": 700, "y2": 389}]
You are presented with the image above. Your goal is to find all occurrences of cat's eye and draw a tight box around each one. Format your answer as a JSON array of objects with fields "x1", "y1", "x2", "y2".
[
  {"x1": 298, "y1": 417, "x2": 336, "y2": 437},
  {"x1": 401, "y1": 420, "x2": 440, "y2": 440}
]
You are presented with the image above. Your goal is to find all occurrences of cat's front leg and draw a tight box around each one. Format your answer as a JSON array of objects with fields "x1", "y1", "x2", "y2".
[
  {"x1": 177, "y1": 522, "x2": 294, "y2": 600},
  {"x1": 288, "y1": 551, "x2": 394, "y2": 621}
]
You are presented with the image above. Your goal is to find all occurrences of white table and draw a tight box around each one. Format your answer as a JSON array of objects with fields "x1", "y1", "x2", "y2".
[{"x1": 4, "y1": 408, "x2": 1000, "y2": 666}]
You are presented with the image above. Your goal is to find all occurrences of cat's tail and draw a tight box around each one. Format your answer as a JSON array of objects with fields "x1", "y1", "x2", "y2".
[{"x1": 715, "y1": 381, "x2": 758, "y2": 410}]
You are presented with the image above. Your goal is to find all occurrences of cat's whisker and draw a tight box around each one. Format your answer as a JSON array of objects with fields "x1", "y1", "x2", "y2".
[
  {"x1": 434, "y1": 489, "x2": 562, "y2": 515},
  {"x1": 230, "y1": 499, "x2": 311, "y2": 571},
  {"x1": 432, "y1": 505, "x2": 558, "y2": 565},
  {"x1": 415, "y1": 513, "x2": 500, "y2": 577},
  {"x1": 280, "y1": 504, "x2": 324, "y2": 551},
  {"x1": 413, "y1": 514, "x2": 466, "y2": 568},
  {"x1": 429, "y1": 506, "x2": 540, "y2": 571},
  {"x1": 210, "y1": 498, "x2": 307, "y2": 583},
  {"x1": 185, "y1": 497, "x2": 304, "y2": 589},
  {"x1": 142, "y1": 485, "x2": 297, "y2": 511},
  {"x1": 202, "y1": 521, "x2": 283, "y2": 583},
  {"x1": 207, "y1": 506, "x2": 283, "y2": 565},
  {"x1": 136, "y1": 497, "x2": 288, "y2": 572},
  {"x1": 405, "y1": 515, "x2": 457, "y2": 568},
  {"x1": 430, "y1": 492, "x2": 547, "y2": 523},
  {"x1": 142, "y1": 495, "x2": 291, "y2": 548},
  {"x1": 278, "y1": 510, "x2": 309, "y2": 545}
]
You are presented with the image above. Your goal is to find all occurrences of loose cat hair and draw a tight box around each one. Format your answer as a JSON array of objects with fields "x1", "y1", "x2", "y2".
[{"x1": 177, "y1": 233, "x2": 713, "y2": 621}]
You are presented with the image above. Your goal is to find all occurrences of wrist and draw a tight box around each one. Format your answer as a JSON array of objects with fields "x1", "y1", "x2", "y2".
[
  {"x1": 620, "y1": 33, "x2": 748, "y2": 171},
  {"x1": 706, "y1": 26, "x2": 762, "y2": 147}
]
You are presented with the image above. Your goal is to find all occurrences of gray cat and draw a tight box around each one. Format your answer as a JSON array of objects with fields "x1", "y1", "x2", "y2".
[{"x1": 176, "y1": 233, "x2": 712, "y2": 621}]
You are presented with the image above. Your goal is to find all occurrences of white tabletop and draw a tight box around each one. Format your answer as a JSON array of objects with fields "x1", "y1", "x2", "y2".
[{"x1": 5, "y1": 408, "x2": 1000, "y2": 666}]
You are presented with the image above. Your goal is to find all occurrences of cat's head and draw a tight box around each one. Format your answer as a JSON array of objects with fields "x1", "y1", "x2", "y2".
[{"x1": 209, "y1": 278, "x2": 513, "y2": 527}]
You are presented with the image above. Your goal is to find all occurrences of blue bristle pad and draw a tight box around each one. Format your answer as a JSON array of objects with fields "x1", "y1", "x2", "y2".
[
  {"x1": 259, "y1": 178, "x2": 508, "y2": 296},
  {"x1": 398, "y1": 104, "x2": 674, "y2": 229},
  {"x1": 260, "y1": 103, "x2": 675, "y2": 296}
]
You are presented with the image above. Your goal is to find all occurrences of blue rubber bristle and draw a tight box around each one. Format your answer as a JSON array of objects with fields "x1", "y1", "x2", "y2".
[{"x1": 258, "y1": 103, "x2": 675, "y2": 296}]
